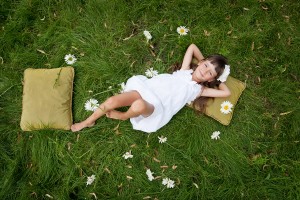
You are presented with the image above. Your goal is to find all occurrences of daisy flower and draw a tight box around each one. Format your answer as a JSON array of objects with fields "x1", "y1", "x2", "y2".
[
  {"x1": 119, "y1": 82, "x2": 126, "y2": 93},
  {"x1": 177, "y1": 26, "x2": 189, "y2": 36},
  {"x1": 143, "y1": 30, "x2": 152, "y2": 41},
  {"x1": 146, "y1": 169, "x2": 155, "y2": 181},
  {"x1": 211, "y1": 131, "x2": 221, "y2": 140},
  {"x1": 84, "y1": 98, "x2": 100, "y2": 112},
  {"x1": 158, "y1": 136, "x2": 167, "y2": 143},
  {"x1": 217, "y1": 64, "x2": 230, "y2": 82},
  {"x1": 145, "y1": 67, "x2": 158, "y2": 77},
  {"x1": 86, "y1": 175, "x2": 96, "y2": 186},
  {"x1": 220, "y1": 101, "x2": 233, "y2": 114},
  {"x1": 64, "y1": 54, "x2": 77, "y2": 65},
  {"x1": 122, "y1": 151, "x2": 133, "y2": 159},
  {"x1": 162, "y1": 177, "x2": 175, "y2": 188}
]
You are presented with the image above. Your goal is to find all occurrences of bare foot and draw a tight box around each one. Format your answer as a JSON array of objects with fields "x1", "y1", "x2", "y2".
[
  {"x1": 106, "y1": 110, "x2": 127, "y2": 120},
  {"x1": 71, "y1": 121, "x2": 95, "y2": 132}
]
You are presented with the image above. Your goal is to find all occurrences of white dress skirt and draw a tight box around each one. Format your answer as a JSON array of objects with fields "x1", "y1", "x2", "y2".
[{"x1": 124, "y1": 69, "x2": 202, "y2": 133}]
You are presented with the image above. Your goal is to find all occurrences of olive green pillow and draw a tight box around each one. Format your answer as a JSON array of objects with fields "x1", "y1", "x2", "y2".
[
  {"x1": 205, "y1": 76, "x2": 245, "y2": 125},
  {"x1": 20, "y1": 67, "x2": 74, "y2": 131},
  {"x1": 193, "y1": 76, "x2": 246, "y2": 125}
]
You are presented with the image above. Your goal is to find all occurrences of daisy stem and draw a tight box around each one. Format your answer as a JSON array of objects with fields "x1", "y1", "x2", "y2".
[
  {"x1": 65, "y1": 151, "x2": 88, "y2": 177},
  {"x1": 165, "y1": 143, "x2": 194, "y2": 164},
  {"x1": 92, "y1": 89, "x2": 115, "y2": 97},
  {"x1": 220, "y1": 140, "x2": 246, "y2": 159},
  {"x1": 0, "y1": 84, "x2": 17, "y2": 98}
]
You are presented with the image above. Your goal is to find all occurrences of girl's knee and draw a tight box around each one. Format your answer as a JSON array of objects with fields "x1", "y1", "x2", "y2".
[
  {"x1": 131, "y1": 99, "x2": 153, "y2": 115},
  {"x1": 103, "y1": 96, "x2": 117, "y2": 110},
  {"x1": 131, "y1": 99, "x2": 147, "y2": 113}
]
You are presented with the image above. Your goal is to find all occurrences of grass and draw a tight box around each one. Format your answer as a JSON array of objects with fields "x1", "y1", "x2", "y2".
[{"x1": 1, "y1": 0, "x2": 300, "y2": 199}]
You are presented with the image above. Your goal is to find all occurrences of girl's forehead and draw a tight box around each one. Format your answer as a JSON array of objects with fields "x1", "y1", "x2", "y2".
[{"x1": 206, "y1": 60, "x2": 214, "y2": 65}]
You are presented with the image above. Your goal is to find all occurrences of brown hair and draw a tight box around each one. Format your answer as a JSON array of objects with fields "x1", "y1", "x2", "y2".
[{"x1": 170, "y1": 54, "x2": 228, "y2": 113}]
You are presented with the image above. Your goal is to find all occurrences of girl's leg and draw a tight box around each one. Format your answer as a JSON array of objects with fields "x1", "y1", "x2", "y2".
[
  {"x1": 71, "y1": 91, "x2": 142, "y2": 132},
  {"x1": 106, "y1": 98, "x2": 154, "y2": 120}
]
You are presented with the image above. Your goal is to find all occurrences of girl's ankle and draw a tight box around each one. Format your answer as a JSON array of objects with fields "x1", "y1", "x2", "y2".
[{"x1": 84, "y1": 120, "x2": 95, "y2": 127}]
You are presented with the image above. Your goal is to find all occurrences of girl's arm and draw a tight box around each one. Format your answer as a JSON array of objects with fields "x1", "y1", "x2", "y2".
[
  {"x1": 200, "y1": 83, "x2": 231, "y2": 98},
  {"x1": 181, "y1": 44, "x2": 205, "y2": 70}
]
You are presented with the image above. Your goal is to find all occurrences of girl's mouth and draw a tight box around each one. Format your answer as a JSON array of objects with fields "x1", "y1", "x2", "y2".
[{"x1": 199, "y1": 70, "x2": 204, "y2": 78}]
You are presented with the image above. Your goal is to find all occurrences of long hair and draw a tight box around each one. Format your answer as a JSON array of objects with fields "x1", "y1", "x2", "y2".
[{"x1": 170, "y1": 54, "x2": 228, "y2": 113}]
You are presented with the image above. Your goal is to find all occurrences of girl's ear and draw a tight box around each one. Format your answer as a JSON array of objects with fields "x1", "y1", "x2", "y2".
[
  {"x1": 207, "y1": 77, "x2": 216, "y2": 82},
  {"x1": 207, "y1": 78, "x2": 219, "y2": 84}
]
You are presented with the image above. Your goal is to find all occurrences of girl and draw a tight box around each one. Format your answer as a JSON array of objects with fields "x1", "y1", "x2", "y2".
[{"x1": 71, "y1": 44, "x2": 231, "y2": 133}]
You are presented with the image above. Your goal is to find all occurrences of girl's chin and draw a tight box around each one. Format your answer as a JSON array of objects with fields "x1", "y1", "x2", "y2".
[
  {"x1": 193, "y1": 75, "x2": 202, "y2": 83},
  {"x1": 196, "y1": 74, "x2": 203, "y2": 82}
]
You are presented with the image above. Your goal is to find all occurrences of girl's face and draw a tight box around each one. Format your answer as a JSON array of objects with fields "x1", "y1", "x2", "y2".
[{"x1": 192, "y1": 60, "x2": 218, "y2": 83}]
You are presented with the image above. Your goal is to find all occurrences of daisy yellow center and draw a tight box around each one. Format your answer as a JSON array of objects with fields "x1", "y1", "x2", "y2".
[
  {"x1": 180, "y1": 29, "x2": 185, "y2": 33},
  {"x1": 224, "y1": 105, "x2": 229, "y2": 110},
  {"x1": 68, "y1": 57, "x2": 73, "y2": 61}
]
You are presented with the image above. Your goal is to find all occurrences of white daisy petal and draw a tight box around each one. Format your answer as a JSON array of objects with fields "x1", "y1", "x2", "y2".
[
  {"x1": 167, "y1": 179, "x2": 175, "y2": 188},
  {"x1": 122, "y1": 151, "x2": 133, "y2": 159},
  {"x1": 86, "y1": 175, "x2": 96, "y2": 185},
  {"x1": 162, "y1": 178, "x2": 168, "y2": 185},
  {"x1": 158, "y1": 136, "x2": 167, "y2": 143},
  {"x1": 64, "y1": 54, "x2": 77, "y2": 65},
  {"x1": 177, "y1": 26, "x2": 189, "y2": 36},
  {"x1": 146, "y1": 169, "x2": 155, "y2": 181},
  {"x1": 119, "y1": 82, "x2": 126, "y2": 93},
  {"x1": 211, "y1": 131, "x2": 221, "y2": 140},
  {"x1": 220, "y1": 101, "x2": 233, "y2": 114},
  {"x1": 145, "y1": 67, "x2": 158, "y2": 77},
  {"x1": 217, "y1": 65, "x2": 230, "y2": 82},
  {"x1": 143, "y1": 30, "x2": 152, "y2": 41},
  {"x1": 84, "y1": 99, "x2": 100, "y2": 112},
  {"x1": 162, "y1": 178, "x2": 175, "y2": 188}
]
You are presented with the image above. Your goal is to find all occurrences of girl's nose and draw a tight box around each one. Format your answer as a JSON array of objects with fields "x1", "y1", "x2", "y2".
[{"x1": 203, "y1": 68, "x2": 209, "y2": 75}]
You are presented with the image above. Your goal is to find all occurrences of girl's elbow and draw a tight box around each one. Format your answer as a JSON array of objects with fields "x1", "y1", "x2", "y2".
[{"x1": 225, "y1": 90, "x2": 231, "y2": 97}]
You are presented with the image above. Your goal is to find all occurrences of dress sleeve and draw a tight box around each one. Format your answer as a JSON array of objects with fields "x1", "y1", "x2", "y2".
[{"x1": 187, "y1": 84, "x2": 202, "y2": 104}]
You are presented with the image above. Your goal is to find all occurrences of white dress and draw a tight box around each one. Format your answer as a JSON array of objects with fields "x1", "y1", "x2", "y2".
[{"x1": 124, "y1": 69, "x2": 202, "y2": 133}]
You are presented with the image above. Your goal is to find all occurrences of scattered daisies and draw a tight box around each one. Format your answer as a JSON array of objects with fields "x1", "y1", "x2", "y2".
[
  {"x1": 84, "y1": 98, "x2": 99, "y2": 112},
  {"x1": 146, "y1": 169, "x2": 155, "y2": 181},
  {"x1": 86, "y1": 175, "x2": 96, "y2": 186},
  {"x1": 177, "y1": 26, "x2": 189, "y2": 36},
  {"x1": 220, "y1": 101, "x2": 233, "y2": 114},
  {"x1": 145, "y1": 67, "x2": 158, "y2": 77},
  {"x1": 143, "y1": 30, "x2": 152, "y2": 42},
  {"x1": 158, "y1": 136, "x2": 167, "y2": 143},
  {"x1": 211, "y1": 131, "x2": 221, "y2": 140},
  {"x1": 64, "y1": 54, "x2": 77, "y2": 65},
  {"x1": 162, "y1": 177, "x2": 175, "y2": 188},
  {"x1": 122, "y1": 151, "x2": 133, "y2": 159}
]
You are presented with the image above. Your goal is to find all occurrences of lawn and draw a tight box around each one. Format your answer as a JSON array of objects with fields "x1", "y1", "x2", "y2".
[{"x1": 0, "y1": 0, "x2": 299, "y2": 199}]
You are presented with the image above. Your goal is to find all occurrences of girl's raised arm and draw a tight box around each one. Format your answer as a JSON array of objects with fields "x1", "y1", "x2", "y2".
[
  {"x1": 181, "y1": 44, "x2": 205, "y2": 70},
  {"x1": 200, "y1": 83, "x2": 231, "y2": 98}
]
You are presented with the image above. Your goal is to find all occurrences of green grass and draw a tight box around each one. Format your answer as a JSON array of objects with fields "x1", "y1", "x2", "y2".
[{"x1": 1, "y1": 0, "x2": 300, "y2": 199}]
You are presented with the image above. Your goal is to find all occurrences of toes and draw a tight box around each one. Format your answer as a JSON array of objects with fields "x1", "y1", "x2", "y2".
[
  {"x1": 71, "y1": 124, "x2": 81, "y2": 132},
  {"x1": 106, "y1": 112, "x2": 110, "y2": 117},
  {"x1": 71, "y1": 125, "x2": 77, "y2": 132}
]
